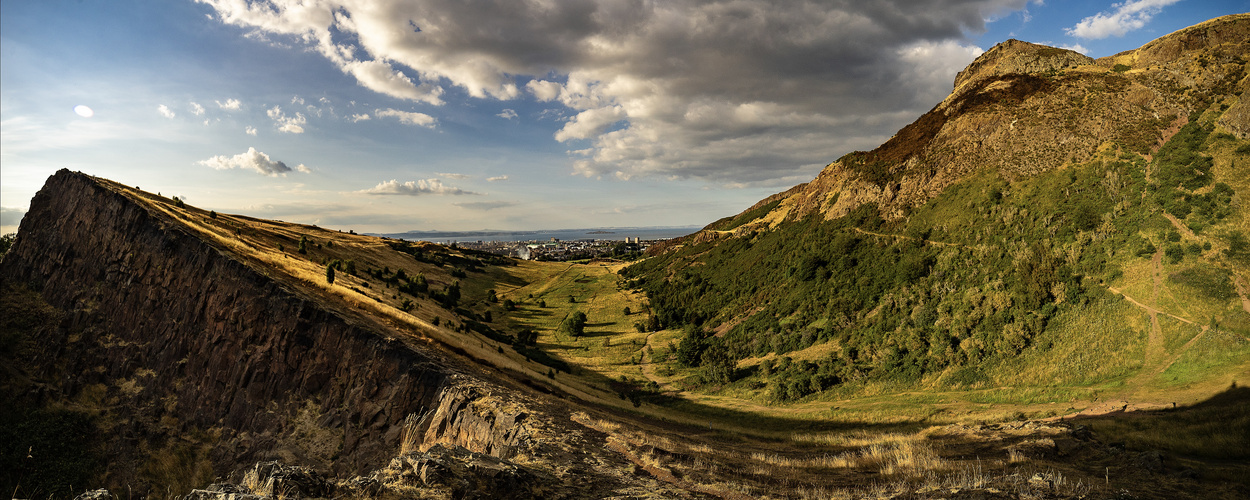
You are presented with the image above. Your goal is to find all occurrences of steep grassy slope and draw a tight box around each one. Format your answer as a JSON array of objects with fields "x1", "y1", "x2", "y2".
[{"x1": 624, "y1": 14, "x2": 1250, "y2": 407}]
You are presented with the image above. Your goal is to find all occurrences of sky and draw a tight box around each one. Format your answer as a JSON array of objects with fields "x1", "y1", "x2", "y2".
[{"x1": 2, "y1": 0, "x2": 1247, "y2": 235}]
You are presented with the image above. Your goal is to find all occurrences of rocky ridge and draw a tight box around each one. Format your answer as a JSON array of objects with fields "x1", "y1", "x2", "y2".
[{"x1": 0, "y1": 170, "x2": 678, "y2": 498}]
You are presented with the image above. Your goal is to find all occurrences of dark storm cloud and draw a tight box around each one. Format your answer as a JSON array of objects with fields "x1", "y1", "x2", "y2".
[{"x1": 200, "y1": 0, "x2": 1028, "y2": 183}]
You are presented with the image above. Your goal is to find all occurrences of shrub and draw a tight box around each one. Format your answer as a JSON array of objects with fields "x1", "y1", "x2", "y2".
[
  {"x1": 1164, "y1": 244, "x2": 1184, "y2": 264},
  {"x1": 325, "y1": 263, "x2": 336, "y2": 284},
  {"x1": 0, "y1": 233, "x2": 14, "y2": 259},
  {"x1": 676, "y1": 325, "x2": 707, "y2": 367},
  {"x1": 1112, "y1": 63, "x2": 1130, "y2": 72},
  {"x1": 560, "y1": 312, "x2": 588, "y2": 337}
]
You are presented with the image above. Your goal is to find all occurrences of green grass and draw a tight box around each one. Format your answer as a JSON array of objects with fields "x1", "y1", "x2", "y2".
[
  {"x1": 991, "y1": 297, "x2": 1147, "y2": 387},
  {"x1": 497, "y1": 262, "x2": 655, "y2": 383},
  {"x1": 1157, "y1": 327, "x2": 1250, "y2": 387}
]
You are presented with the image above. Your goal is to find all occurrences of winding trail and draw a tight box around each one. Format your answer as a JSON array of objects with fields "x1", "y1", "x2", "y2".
[
  {"x1": 1147, "y1": 248, "x2": 1165, "y2": 367},
  {"x1": 1163, "y1": 212, "x2": 1196, "y2": 239},
  {"x1": 851, "y1": 227, "x2": 962, "y2": 248}
]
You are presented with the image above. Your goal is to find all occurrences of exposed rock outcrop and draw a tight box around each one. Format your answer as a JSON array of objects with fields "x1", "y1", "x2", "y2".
[
  {"x1": 0, "y1": 170, "x2": 675, "y2": 498},
  {"x1": 952, "y1": 39, "x2": 1093, "y2": 95},
  {"x1": 1, "y1": 170, "x2": 462, "y2": 480}
]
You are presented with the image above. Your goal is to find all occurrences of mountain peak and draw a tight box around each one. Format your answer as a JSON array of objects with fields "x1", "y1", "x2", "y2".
[{"x1": 952, "y1": 39, "x2": 1092, "y2": 93}]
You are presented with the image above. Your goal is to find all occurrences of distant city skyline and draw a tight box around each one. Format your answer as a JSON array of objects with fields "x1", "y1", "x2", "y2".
[{"x1": 3, "y1": 0, "x2": 1245, "y2": 234}]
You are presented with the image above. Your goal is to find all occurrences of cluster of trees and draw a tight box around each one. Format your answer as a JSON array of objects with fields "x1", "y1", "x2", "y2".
[
  {"x1": 324, "y1": 258, "x2": 359, "y2": 284},
  {"x1": 1151, "y1": 117, "x2": 1229, "y2": 225},
  {"x1": 671, "y1": 325, "x2": 734, "y2": 386},
  {"x1": 388, "y1": 240, "x2": 513, "y2": 269},
  {"x1": 760, "y1": 356, "x2": 843, "y2": 402},
  {"x1": 632, "y1": 315, "x2": 662, "y2": 333}
]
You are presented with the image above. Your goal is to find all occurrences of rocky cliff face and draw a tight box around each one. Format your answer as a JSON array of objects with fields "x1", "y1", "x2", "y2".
[
  {"x1": 679, "y1": 13, "x2": 1249, "y2": 242},
  {"x1": 0, "y1": 170, "x2": 646, "y2": 496}
]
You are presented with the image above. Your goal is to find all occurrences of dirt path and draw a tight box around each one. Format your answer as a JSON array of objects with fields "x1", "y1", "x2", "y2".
[
  {"x1": 1122, "y1": 249, "x2": 1168, "y2": 387},
  {"x1": 1156, "y1": 327, "x2": 1209, "y2": 375},
  {"x1": 1106, "y1": 287, "x2": 1195, "y2": 326},
  {"x1": 851, "y1": 227, "x2": 961, "y2": 248},
  {"x1": 1233, "y1": 274, "x2": 1250, "y2": 314},
  {"x1": 1147, "y1": 248, "x2": 1165, "y2": 365},
  {"x1": 1163, "y1": 212, "x2": 1196, "y2": 239}
]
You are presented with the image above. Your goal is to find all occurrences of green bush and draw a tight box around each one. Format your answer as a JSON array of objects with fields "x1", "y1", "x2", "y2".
[
  {"x1": 559, "y1": 311, "x2": 587, "y2": 337},
  {"x1": 1164, "y1": 244, "x2": 1184, "y2": 264}
]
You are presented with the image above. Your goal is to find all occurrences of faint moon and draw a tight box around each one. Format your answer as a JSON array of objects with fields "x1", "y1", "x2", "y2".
[{"x1": 74, "y1": 105, "x2": 94, "y2": 118}]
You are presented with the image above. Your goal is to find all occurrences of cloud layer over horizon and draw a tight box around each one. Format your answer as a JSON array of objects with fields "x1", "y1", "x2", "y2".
[{"x1": 197, "y1": 0, "x2": 1032, "y2": 184}]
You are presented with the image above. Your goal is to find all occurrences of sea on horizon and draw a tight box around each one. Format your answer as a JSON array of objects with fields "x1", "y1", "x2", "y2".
[{"x1": 376, "y1": 226, "x2": 703, "y2": 244}]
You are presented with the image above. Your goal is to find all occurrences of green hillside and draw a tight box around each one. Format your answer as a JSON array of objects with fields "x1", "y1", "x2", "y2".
[{"x1": 622, "y1": 102, "x2": 1250, "y2": 403}]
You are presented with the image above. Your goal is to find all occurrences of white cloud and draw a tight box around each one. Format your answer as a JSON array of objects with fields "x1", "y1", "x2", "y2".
[
  {"x1": 245, "y1": 126, "x2": 258, "y2": 136},
  {"x1": 897, "y1": 40, "x2": 986, "y2": 104},
  {"x1": 292, "y1": 95, "x2": 305, "y2": 105},
  {"x1": 555, "y1": 106, "x2": 625, "y2": 142},
  {"x1": 267, "y1": 105, "x2": 306, "y2": 133},
  {"x1": 190, "y1": 102, "x2": 206, "y2": 116},
  {"x1": 497, "y1": 108, "x2": 518, "y2": 120},
  {"x1": 438, "y1": 172, "x2": 470, "y2": 179},
  {"x1": 375, "y1": 108, "x2": 436, "y2": 128},
  {"x1": 216, "y1": 98, "x2": 242, "y2": 110},
  {"x1": 199, "y1": 0, "x2": 1034, "y2": 183},
  {"x1": 358, "y1": 179, "x2": 476, "y2": 196},
  {"x1": 1066, "y1": 0, "x2": 1182, "y2": 39},
  {"x1": 349, "y1": 113, "x2": 371, "y2": 122},
  {"x1": 198, "y1": 147, "x2": 308, "y2": 176},
  {"x1": 527, "y1": 80, "x2": 562, "y2": 101},
  {"x1": 157, "y1": 104, "x2": 175, "y2": 119},
  {"x1": 1059, "y1": 43, "x2": 1090, "y2": 54},
  {"x1": 343, "y1": 60, "x2": 445, "y2": 104},
  {"x1": 487, "y1": 175, "x2": 509, "y2": 182}
]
